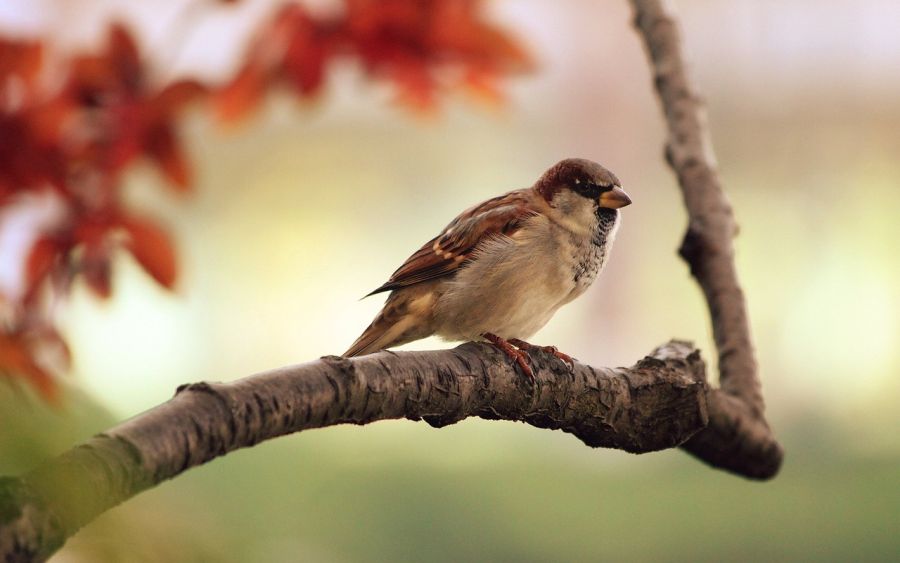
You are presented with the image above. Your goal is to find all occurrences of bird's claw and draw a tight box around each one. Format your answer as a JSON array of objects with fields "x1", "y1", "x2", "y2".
[
  {"x1": 483, "y1": 334, "x2": 577, "y2": 382},
  {"x1": 508, "y1": 339, "x2": 576, "y2": 372},
  {"x1": 482, "y1": 333, "x2": 536, "y2": 383},
  {"x1": 541, "y1": 345, "x2": 576, "y2": 372}
]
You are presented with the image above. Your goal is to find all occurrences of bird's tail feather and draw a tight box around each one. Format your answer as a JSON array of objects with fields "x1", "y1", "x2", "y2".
[
  {"x1": 343, "y1": 289, "x2": 432, "y2": 357},
  {"x1": 344, "y1": 317, "x2": 397, "y2": 357}
]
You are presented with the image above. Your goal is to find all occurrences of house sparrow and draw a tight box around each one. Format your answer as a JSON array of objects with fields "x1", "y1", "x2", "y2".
[{"x1": 344, "y1": 158, "x2": 631, "y2": 379}]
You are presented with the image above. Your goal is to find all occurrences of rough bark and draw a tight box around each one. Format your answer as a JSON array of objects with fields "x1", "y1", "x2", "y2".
[
  {"x1": 1, "y1": 341, "x2": 709, "y2": 561},
  {"x1": 629, "y1": 0, "x2": 783, "y2": 474}
]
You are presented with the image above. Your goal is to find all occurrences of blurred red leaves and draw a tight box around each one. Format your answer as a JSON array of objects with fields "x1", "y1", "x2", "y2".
[
  {"x1": 61, "y1": 25, "x2": 207, "y2": 192},
  {"x1": 216, "y1": 4, "x2": 332, "y2": 121},
  {"x1": 218, "y1": 0, "x2": 531, "y2": 119},
  {"x1": 343, "y1": 0, "x2": 531, "y2": 109},
  {"x1": 0, "y1": 0, "x2": 530, "y2": 399}
]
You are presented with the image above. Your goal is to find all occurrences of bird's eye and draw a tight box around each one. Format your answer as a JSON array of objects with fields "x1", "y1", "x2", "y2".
[{"x1": 573, "y1": 181, "x2": 606, "y2": 199}]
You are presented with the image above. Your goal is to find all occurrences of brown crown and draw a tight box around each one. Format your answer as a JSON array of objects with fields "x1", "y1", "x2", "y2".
[{"x1": 535, "y1": 158, "x2": 620, "y2": 202}]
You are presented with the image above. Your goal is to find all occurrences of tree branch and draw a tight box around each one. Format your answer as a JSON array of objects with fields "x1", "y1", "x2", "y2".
[
  {"x1": 629, "y1": 0, "x2": 783, "y2": 474},
  {"x1": 2, "y1": 341, "x2": 709, "y2": 561}
]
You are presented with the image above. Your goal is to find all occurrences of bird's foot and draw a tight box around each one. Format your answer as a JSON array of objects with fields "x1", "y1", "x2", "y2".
[
  {"x1": 482, "y1": 333, "x2": 535, "y2": 383},
  {"x1": 508, "y1": 339, "x2": 576, "y2": 372}
]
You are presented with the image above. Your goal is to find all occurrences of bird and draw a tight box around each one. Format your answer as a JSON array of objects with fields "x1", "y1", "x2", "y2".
[{"x1": 343, "y1": 158, "x2": 631, "y2": 380}]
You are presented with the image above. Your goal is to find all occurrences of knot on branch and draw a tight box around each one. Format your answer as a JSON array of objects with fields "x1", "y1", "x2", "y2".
[{"x1": 679, "y1": 226, "x2": 711, "y2": 268}]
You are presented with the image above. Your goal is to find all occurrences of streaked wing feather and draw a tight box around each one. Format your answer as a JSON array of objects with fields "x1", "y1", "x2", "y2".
[{"x1": 366, "y1": 190, "x2": 536, "y2": 296}]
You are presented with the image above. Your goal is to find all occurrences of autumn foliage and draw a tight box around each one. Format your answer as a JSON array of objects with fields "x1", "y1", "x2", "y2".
[{"x1": 0, "y1": 0, "x2": 530, "y2": 400}]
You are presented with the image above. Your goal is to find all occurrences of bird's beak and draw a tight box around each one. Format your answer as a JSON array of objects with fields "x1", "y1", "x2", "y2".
[{"x1": 599, "y1": 186, "x2": 632, "y2": 209}]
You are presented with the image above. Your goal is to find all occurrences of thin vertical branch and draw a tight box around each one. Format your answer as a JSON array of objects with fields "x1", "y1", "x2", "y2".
[{"x1": 629, "y1": 0, "x2": 782, "y2": 475}]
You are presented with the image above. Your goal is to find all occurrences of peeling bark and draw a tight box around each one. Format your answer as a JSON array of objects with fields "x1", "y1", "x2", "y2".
[{"x1": 2, "y1": 341, "x2": 708, "y2": 561}]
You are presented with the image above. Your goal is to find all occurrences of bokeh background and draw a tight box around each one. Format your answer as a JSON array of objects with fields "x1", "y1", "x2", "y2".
[{"x1": 2, "y1": 0, "x2": 899, "y2": 561}]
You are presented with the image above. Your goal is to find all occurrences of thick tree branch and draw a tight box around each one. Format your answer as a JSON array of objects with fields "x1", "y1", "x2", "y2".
[
  {"x1": 629, "y1": 0, "x2": 783, "y2": 474},
  {"x1": 2, "y1": 341, "x2": 708, "y2": 561}
]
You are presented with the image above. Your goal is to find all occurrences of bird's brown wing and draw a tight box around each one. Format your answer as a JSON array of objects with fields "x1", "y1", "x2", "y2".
[{"x1": 366, "y1": 190, "x2": 538, "y2": 296}]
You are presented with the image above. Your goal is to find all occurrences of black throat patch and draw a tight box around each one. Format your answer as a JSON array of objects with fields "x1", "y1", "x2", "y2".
[{"x1": 592, "y1": 208, "x2": 618, "y2": 247}]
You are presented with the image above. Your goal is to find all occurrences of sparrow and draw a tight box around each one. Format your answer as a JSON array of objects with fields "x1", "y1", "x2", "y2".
[{"x1": 344, "y1": 158, "x2": 631, "y2": 380}]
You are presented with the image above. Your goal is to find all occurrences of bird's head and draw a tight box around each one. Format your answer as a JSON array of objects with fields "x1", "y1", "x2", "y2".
[{"x1": 535, "y1": 158, "x2": 632, "y2": 217}]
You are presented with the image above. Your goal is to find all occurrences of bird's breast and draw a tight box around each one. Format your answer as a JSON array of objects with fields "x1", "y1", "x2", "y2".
[
  {"x1": 571, "y1": 241, "x2": 603, "y2": 293},
  {"x1": 565, "y1": 209, "x2": 619, "y2": 301},
  {"x1": 432, "y1": 218, "x2": 576, "y2": 340}
]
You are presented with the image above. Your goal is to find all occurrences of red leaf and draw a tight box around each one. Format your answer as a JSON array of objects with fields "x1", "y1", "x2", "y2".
[
  {"x1": 283, "y1": 24, "x2": 328, "y2": 96},
  {"x1": 82, "y1": 252, "x2": 112, "y2": 299},
  {"x1": 65, "y1": 23, "x2": 146, "y2": 102},
  {"x1": 25, "y1": 236, "x2": 61, "y2": 294},
  {"x1": 0, "y1": 38, "x2": 43, "y2": 95},
  {"x1": 461, "y1": 67, "x2": 503, "y2": 107},
  {"x1": 215, "y1": 64, "x2": 268, "y2": 123},
  {"x1": 154, "y1": 80, "x2": 208, "y2": 113},
  {"x1": 0, "y1": 179, "x2": 11, "y2": 205},
  {"x1": 107, "y1": 23, "x2": 143, "y2": 93},
  {"x1": 390, "y1": 61, "x2": 437, "y2": 112},
  {"x1": 121, "y1": 217, "x2": 177, "y2": 289},
  {"x1": 341, "y1": 0, "x2": 531, "y2": 112},
  {"x1": 144, "y1": 124, "x2": 191, "y2": 191},
  {"x1": 75, "y1": 220, "x2": 113, "y2": 247}
]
